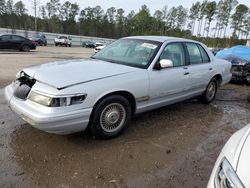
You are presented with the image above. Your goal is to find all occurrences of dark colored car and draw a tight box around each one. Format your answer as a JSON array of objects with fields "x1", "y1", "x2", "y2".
[
  {"x1": 31, "y1": 34, "x2": 47, "y2": 46},
  {"x1": 0, "y1": 34, "x2": 36, "y2": 52},
  {"x1": 82, "y1": 41, "x2": 95, "y2": 48},
  {"x1": 216, "y1": 45, "x2": 250, "y2": 84},
  {"x1": 228, "y1": 57, "x2": 250, "y2": 84}
]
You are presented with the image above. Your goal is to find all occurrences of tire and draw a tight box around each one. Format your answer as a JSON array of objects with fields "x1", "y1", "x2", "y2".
[
  {"x1": 89, "y1": 95, "x2": 132, "y2": 139},
  {"x1": 246, "y1": 75, "x2": 250, "y2": 85},
  {"x1": 199, "y1": 78, "x2": 218, "y2": 104},
  {"x1": 38, "y1": 41, "x2": 43, "y2": 46},
  {"x1": 69, "y1": 44, "x2": 71, "y2": 47},
  {"x1": 55, "y1": 43, "x2": 58, "y2": 46},
  {"x1": 22, "y1": 45, "x2": 30, "y2": 52}
]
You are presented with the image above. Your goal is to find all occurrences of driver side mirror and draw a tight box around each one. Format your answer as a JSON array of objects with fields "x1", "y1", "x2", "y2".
[{"x1": 159, "y1": 59, "x2": 173, "y2": 69}]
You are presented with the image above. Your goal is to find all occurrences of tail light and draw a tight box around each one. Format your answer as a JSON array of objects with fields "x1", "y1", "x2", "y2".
[{"x1": 32, "y1": 41, "x2": 37, "y2": 46}]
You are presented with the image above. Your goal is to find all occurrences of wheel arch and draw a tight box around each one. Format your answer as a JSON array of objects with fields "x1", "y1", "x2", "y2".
[
  {"x1": 212, "y1": 74, "x2": 223, "y2": 87},
  {"x1": 93, "y1": 90, "x2": 137, "y2": 116}
]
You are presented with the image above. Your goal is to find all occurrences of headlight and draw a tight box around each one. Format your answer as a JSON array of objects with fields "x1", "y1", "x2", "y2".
[
  {"x1": 29, "y1": 92, "x2": 52, "y2": 106},
  {"x1": 215, "y1": 157, "x2": 244, "y2": 188},
  {"x1": 28, "y1": 91, "x2": 87, "y2": 107}
]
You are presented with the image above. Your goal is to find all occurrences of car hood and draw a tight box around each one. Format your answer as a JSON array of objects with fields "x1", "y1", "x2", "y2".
[
  {"x1": 236, "y1": 127, "x2": 250, "y2": 187},
  {"x1": 22, "y1": 59, "x2": 139, "y2": 90}
]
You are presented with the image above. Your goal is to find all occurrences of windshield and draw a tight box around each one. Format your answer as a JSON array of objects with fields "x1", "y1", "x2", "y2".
[
  {"x1": 92, "y1": 39, "x2": 161, "y2": 69},
  {"x1": 59, "y1": 36, "x2": 67, "y2": 39},
  {"x1": 33, "y1": 34, "x2": 40, "y2": 38}
]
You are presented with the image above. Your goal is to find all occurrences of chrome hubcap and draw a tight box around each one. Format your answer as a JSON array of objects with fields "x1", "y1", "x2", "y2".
[
  {"x1": 246, "y1": 76, "x2": 250, "y2": 83},
  {"x1": 100, "y1": 103, "x2": 126, "y2": 132},
  {"x1": 207, "y1": 82, "x2": 216, "y2": 100}
]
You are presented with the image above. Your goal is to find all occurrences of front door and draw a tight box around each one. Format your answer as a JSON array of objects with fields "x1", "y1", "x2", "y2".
[
  {"x1": 0, "y1": 35, "x2": 12, "y2": 49},
  {"x1": 148, "y1": 42, "x2": 192, "y2": 109}
]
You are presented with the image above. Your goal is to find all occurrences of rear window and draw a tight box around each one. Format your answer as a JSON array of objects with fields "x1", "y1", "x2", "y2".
[
  {"x1": 198, "y1": 45, "x2": 210, "y2": 63},
  {"x1": 33, "y1": 34, "x2": 40, "y2": 38},
  {"x1": 185, "y1": 43, "x2": 210, "y2": 65},
  {"x1": 12, "y1": 35, "x2": 25, "y2": 41},
  {"x1": 186, "y1": 43, "x2": 202, "y2": 65}
]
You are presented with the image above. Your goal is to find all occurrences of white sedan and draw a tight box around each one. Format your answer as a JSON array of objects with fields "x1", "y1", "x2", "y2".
[
  {"x1": 94, "y1": 43, "x2": 105, "y2": 53},
  {"x1": 4, "y1": 36, "x2": 232, "y2": 138},
  {"x1": 207, "y1": 124, "x2": 250, "y2": 188}
]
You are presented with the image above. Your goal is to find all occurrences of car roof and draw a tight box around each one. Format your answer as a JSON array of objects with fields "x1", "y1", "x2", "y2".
[
  {"x1": 0, "y1": 34, "x2": 25, "y2": 37},
  {"x1": 124, "y1": 36, "x2": 196, "y2": 43}
]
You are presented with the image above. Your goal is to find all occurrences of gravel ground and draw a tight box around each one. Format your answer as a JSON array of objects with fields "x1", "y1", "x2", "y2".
[
  {"x1": 0, "y1": 47, "x2": 249, "y2": 188},
  {"x1": 0, "y1": 46, "x2": 93, "y2": 88}
]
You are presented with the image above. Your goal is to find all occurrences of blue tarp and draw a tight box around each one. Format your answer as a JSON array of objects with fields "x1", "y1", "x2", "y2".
[{"x1": 216, "y1": 45, "x2": 250, "y2": 60}]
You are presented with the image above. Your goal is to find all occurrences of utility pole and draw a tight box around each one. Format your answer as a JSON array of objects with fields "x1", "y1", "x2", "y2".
[
  {"x1": 34, "y1": 0, "x2": 37, "y2": 31},
  {"x1": 30, "y1": 0, "x2": 39, "y2": 31}
]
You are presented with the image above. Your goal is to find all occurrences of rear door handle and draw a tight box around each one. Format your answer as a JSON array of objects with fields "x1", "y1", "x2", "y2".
[
  {"x1": 184, "y1": 72, "x2": 190, "y2": 75},
  {"x1": 209, "y1": 67, "x2": 213, "y2": 71}
]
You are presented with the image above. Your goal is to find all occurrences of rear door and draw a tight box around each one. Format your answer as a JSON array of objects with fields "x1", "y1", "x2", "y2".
[
  {"x1": 184, "y1": 42, "x2": 214, "y2": 92},
  {"x1": 11, "y1": 35, "x2": 26, "y2": 49}
]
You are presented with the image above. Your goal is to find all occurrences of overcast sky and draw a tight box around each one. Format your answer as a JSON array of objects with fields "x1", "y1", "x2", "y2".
[{"x1": 18, "y1": 0, "x2": 250, "y2": 16}]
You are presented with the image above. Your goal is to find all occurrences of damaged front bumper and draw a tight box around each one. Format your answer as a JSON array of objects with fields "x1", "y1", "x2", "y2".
[
  {"x1": 231, "y1": 65, "x2": 250, "y2": 82},
  {"x1": 4, "y1": 84, "x2": 92, "y2": 135}
]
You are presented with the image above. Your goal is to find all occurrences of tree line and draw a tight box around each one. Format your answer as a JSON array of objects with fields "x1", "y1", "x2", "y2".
[{"x1": 0, "y1": 0, "x2": 249, "y2": 47}]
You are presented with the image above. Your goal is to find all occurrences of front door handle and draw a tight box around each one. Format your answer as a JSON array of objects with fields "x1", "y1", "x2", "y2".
[{"x1": 184, "y1": 72, "x2": 190, "y2": 75}]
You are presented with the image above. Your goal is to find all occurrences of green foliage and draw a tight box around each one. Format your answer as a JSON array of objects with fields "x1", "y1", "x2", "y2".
[
  {"x1": 0, "y1": 0, "x2": 248, "y2": 47},
  {"x1": 231, "y1": 4, "x2": 249, "y2": 38}
]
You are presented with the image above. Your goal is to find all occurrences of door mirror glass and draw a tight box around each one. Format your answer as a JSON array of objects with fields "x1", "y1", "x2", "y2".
[{"x1": 159, "y1": 59, "x2": 173, "y2": 69}]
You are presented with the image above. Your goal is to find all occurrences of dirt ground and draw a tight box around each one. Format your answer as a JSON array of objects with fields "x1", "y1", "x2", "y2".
[{"x1": 0, "y1": 47, "x2": 250, "y2": 188}]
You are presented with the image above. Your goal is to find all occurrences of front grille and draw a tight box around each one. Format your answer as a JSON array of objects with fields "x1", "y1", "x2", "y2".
[{"x1": 231, "y1": 65, "x2": 243, "y2": 73}]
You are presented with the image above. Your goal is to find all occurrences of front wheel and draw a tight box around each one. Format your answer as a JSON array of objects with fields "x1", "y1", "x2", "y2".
[
  {"x1": 89, "y1": 95, "x2": 132, "y2": 139},
  {"x1": 199, "y1": 78, "x2": 218, "y2": 104}
]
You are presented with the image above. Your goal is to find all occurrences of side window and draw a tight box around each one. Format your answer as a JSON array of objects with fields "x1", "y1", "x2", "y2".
[
  {"x1": 186, "y1": 43, "x2": 202, "y2": 65},
  {"x1": 12, "y1": 36, "x2": 24, "y2": 41},
  {"x1": 1, "y1": 35, "x2": 11, "y2": 41},
  {"x1": 159, "y1": 43, "x2": 185, "y2": 67},
  {"x1": 198, "y1": 45, "x2": 210, "y2": 63}
]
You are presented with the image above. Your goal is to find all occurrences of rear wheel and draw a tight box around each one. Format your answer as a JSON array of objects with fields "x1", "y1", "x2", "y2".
[
  {"x1": 199, "y1": 78, "x2": 217, "y2": 104},
  {"x1": 22, "y1": 45, "x2": 30, "y2": 52},
  {"x1": 89, "y1": 95, "x2": 132, "y2": 139},
  {"x1": 246, "y1": 75, "x2": 250, "y2": 84}
]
